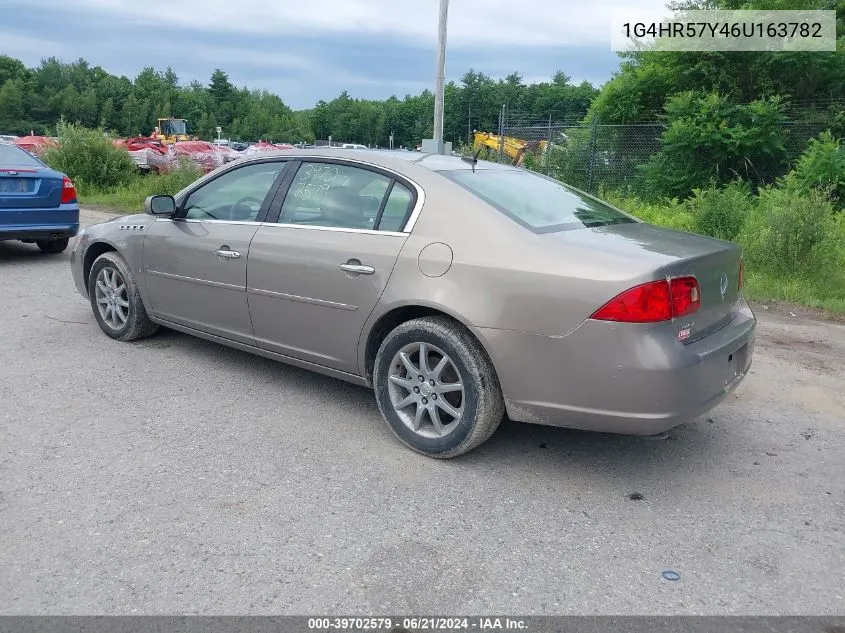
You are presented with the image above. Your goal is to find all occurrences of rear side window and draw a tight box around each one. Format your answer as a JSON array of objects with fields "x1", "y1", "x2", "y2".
[
  {"x1": 444, "y1": 169, "x2": 636, "y2": 233},
  {"x1": 376, "y1": 182, "x2": 413, "y2": 232},
  {"x1": 0, "y1": 144, "x2": 42, "y2": 167},
  {"x1": 279, "y1": 162, "x2": 392, "y2": 229}
]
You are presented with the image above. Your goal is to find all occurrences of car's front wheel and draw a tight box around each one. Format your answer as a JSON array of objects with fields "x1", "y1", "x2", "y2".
[
  {"x1": 373, "y1": 316, "x2": 505, "y2": 458},
  {"x1": 88, "y1": 252, "x2": 158, "y2": 341},
  {"x1": 36, "y1": 238, "x2": 69, "y2": 253}
]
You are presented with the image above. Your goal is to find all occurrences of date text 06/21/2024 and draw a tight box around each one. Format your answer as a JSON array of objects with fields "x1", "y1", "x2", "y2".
[{"x1": 307, "y1": 617, "x2": 528, "y2": 630}]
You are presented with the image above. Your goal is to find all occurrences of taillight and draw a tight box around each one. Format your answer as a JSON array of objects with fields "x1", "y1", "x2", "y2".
[
  {"x1": 738, "y1": 258, "x2": 745, "y2": 291},
  {"x1": 60, "y1": 176, "x2": 77, "y2": 204},
  {"x1": 590, "y1": 280, "x2": 672, "y2": 323},
  {"x1": 670, "y1": 277, "x2": 700, "y2": 318},
  {"x1": 591, "y1": 276, "x2": 700, "y2": 323}
]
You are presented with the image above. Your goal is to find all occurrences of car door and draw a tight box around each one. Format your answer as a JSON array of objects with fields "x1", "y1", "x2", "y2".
[
  {"x1": 246, "y1": 159, "x2": 417, "y2": 375},
  {"x1": 142, "y1": 160, "x2": 289, "y2": 344}
]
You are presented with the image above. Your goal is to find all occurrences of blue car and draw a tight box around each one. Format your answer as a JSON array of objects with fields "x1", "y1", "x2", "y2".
[{"x1": 0, "y1": 143, "x2": 79, "y2": 253}]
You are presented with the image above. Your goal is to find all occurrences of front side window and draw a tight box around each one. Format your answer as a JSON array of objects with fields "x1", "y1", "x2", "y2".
[
  {"x1": 444, "y1": 169, "x2": 636, "y2": 233},
  {"x1": 279, "y1": 162, "x2": 392, "y2": 230},
  {"x1": 182, "y1": 161, "x2": 286, "y2": 221}
]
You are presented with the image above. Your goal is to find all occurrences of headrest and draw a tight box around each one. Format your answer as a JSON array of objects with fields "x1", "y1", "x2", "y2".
[{"x1": 321, "y1": 187, "x2": 365, "y2": 228}]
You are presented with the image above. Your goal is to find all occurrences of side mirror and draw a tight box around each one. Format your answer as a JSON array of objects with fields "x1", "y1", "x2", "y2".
[{"x1": 144, "y1": 195, "x2": 176, "y2": 216}]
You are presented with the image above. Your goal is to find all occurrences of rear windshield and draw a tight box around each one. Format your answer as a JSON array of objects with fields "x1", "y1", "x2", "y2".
[
  {"x1": 0, "y1": 144, "x2": 42, "y2": 167},
  {"x1": 444, "y1": 169, "x2": 636, "y2": 233}
]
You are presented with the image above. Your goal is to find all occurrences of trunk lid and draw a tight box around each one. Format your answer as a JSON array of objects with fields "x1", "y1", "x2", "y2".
[
  {"x1": 660, "y1": 237, "x2": 742, "y2": 342},
  {"x1": 0, "y1": 168, "x2": 63, "y2": 209},
  {"x1": 0, "y1": 143, "x2": 64, "y2": 210},
  {"x1": 546, "y1": 222, "x2": 744, "y2": 342}
]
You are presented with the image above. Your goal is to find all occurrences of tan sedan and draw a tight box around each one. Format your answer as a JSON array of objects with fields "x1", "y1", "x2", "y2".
[{"x1": 70, "y1": 149, "x2": 755, "y2": 457}]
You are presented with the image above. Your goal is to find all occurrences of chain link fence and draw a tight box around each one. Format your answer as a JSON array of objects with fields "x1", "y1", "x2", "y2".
[{"x1": 494, "y1": 107, "x2": 842, "y2": 197}]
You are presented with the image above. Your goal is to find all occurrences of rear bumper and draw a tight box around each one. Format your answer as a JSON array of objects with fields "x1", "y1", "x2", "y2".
[
  {"x1": 0, "y1": 205, "x2": 80, "y2": 241},
  {"x1": 0, "y1": 224, "x2": 79, "y2": 241},
  {"x1": 474, "y1": 301, "x2": 757, "y2": 435}
]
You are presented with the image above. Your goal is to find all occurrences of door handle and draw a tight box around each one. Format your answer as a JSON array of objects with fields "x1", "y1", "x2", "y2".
[
  {"x1": 339, "y1": 263, "x2": 375, "y2": 275},
  {"x1": 215, "y1": 247, "x2": 241, "y2": 260}
]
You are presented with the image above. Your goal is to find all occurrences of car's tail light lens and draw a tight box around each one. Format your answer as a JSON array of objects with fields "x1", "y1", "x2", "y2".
[
  {"x1": 670, "y1": 277, "x2": 700, "y2": 318},
  {"x1": 591, "y1": 277, "x2": 700, "y2": 323},
  {"x1": 590, "y1": 280, "x2": 672, "y2": 323},
  {"x1": 60, "y1": 176, "x2": 77, "y2": 204},
  {"x1": 738, "y1": 258, "x2": 745, "y2": 291}
]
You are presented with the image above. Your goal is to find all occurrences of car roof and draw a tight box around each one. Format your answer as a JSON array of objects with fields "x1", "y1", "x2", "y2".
[{"x1": 238, "y1": 148, "x2": 518, "y2": 174}]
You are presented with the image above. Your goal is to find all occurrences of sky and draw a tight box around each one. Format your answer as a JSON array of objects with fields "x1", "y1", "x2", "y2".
[{"x1": 0, "y1": 0, "x2": 669, "y2": 109}]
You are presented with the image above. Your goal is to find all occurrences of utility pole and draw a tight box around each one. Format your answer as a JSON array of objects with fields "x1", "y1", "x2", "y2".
[
  {"x1": 433, "y1": 0, "x2": 449, "y2": 154},
  {"x1": 467, "y1": 103, "x2": 472, "y2": 145},
  {"x1": 498, "y1": 103, "x2": 505, "y2": 162}
]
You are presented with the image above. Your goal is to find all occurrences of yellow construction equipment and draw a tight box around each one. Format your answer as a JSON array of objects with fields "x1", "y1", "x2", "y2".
[
  {"x1": 472, "y1": 132, "x2": 547, "y2": 166},
  {"x1": 154, "y1": 118, "x2": 189, "y2": 145}
]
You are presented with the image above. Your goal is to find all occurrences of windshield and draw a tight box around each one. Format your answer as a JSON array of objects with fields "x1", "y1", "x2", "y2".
[
  {"x1": 162, "y1": 120, "x2": 186, "y2": 135},
  {"x1": 445, "y1": 169, "x2": 637, "y2": 233},
  {"x1": 0, "y1": 143, "x2": 42, "y2": 167}
]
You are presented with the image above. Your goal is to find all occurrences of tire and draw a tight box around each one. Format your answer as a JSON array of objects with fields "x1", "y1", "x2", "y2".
[
  {"x1": 373, "y1": 316, "x2": 505, "y2": 458},
  {"x1": 36, "y1": 238, "x2": 69, "y2": 253},
  {"x1": 88, "y1": 251, "x2": 159, "y2": 342}
]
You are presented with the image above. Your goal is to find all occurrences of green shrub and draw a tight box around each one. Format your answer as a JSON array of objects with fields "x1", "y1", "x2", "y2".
[
  {"x1": 148, "y1": 159, "x2": 203, "y2": 196},
  {"x1": 42, "y1": 121, "x2": 135, "y2": 191},
  {"x1": 541, "y1": 129, "x2": 592, "y2": 190},
  {"x1": 740, "y1": 186, "x2": 844, "y2": 278},
  {"x1": 80, "y1": 159, "x2": 202, "y2": 212},
  {"x1": 600, "y1": 190, "x2": 696, "y2": 232},
  {"x1": 685, "y1": 181, "x2": 752, "y2": 241},
  {"x1": 783, "y1": 131, "x2": 845, "y2": 206},
  {"x1": 642, "y1": 92, "x2": 787, "y2": 199}
]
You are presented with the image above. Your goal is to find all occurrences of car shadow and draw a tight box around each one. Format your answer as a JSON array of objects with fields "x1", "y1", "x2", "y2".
[
  {"x1": 140, "y1": 325, "x2": 722, "y2": 485},
  {"x1": 0, "y1": 239, "x2": 69, "y2": 263}
]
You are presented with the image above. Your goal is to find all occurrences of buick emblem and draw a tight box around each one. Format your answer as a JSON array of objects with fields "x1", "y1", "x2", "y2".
[{"x1": 719, "y1": 273, "x2": 729, "y2": 298}]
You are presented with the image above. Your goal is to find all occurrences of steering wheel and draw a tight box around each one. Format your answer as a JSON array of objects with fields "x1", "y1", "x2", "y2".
[
  {"x1": 185, "y1": 206, "x2": 218, "y2": 220},
  {"x1": 229, "y1": 196, "x2": 264, "y2": 221}
]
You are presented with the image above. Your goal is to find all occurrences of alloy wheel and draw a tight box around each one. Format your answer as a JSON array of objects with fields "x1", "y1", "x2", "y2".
[
  {"x1": 94, "y1": 267, "x2": 129, "y2": 330},
  {"x1": 387, "y1": 342, "x2": 465, "y2": 439}
]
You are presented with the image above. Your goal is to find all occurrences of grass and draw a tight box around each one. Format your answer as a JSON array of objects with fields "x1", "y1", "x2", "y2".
[
  {"x1": 79, "y1": 163, "x2": 202, "y2": 213},
  {"x1": 744, "y1": 271, "x2": 845, "y2": 314}
]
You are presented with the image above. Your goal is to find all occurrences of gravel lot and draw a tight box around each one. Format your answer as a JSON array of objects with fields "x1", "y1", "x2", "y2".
[{"x1": 1, "y1": 208, "x2": 843, "y2": 615}]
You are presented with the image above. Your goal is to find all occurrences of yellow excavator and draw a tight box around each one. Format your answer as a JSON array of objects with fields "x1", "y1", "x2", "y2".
[
  {"x1": 472, "y1": 132, "x2": 547, "y2": 166},
  {"x1": 154, "y1": 118, "x2": 190, "y2": 145}
]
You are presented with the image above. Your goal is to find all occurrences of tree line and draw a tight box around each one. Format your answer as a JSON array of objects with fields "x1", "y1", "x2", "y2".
[
  {"x1": 0, "y1": 56, "x2": 311, "y2": 143},
  {"x1": 0, "y1": 54, "x2": 597, "y2": 148}
]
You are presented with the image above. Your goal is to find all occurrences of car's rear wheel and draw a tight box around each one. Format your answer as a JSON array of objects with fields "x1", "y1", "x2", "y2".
[
  {"x1": 373, "y1": 316, "x2": 504, "y2": 458},
  {"x1": 36, "y1": 238, "x2": 69, "y2": 253},
  {"x1": 88, "y1": 252, "x2": 158, "y2": 341}
]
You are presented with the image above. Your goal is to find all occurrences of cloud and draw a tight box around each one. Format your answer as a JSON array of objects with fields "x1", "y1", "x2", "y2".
[
  {"x1": 152, "y1": 41, "x2": 317, "y2": 73},
  {"x1": 0, "y1": 0, "x2": 634, "y2": 107},
  {"x1": 0, "y1": 30, "x2": 68, "y2": 58},
  {"x1": 22, "y1": 0, "x2": 670, "y2": 47}
]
